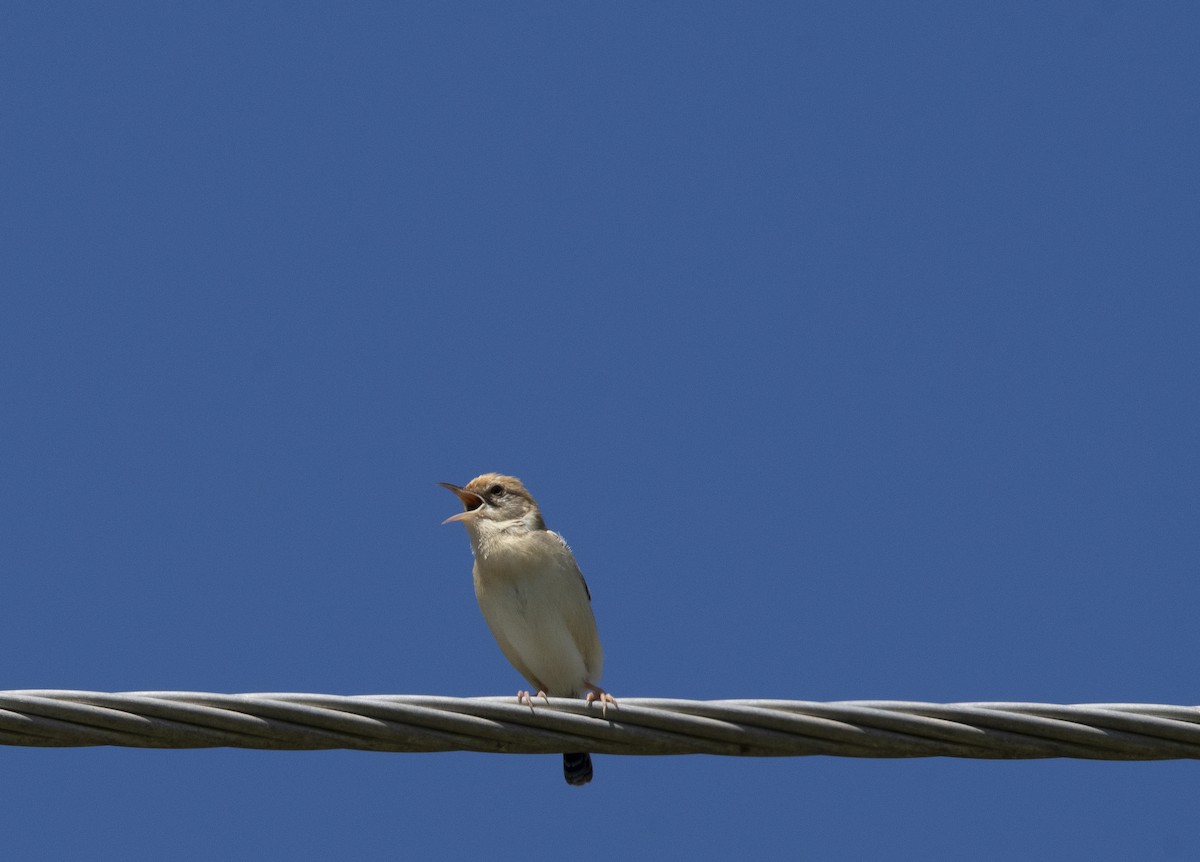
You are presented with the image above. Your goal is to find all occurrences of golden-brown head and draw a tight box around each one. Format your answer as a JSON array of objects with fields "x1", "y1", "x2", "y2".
[{"x1": 438, "y1": 473, "x2": 545, "y2": 530}]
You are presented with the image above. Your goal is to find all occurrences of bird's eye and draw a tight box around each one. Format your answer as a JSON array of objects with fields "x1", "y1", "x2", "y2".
[{"x1": 489, "y1": 484, "x2": 505, "y2": 496}]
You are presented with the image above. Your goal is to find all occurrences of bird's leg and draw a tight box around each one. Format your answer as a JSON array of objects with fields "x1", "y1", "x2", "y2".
[
  {"x1": 583, "y1": 681, "x2": 618, "y2": 718},
  {"x1": 516, "y1": 690, "x2": 550, "y2": 712}
]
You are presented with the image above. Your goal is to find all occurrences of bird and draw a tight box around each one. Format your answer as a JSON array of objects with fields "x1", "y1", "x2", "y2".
[{"x1": 439, "y1": 473, "x2": 614, "y2": 786}]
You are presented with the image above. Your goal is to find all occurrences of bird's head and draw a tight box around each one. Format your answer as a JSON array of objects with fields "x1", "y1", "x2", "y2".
[{"x1": 439, "y1": 473, "x2": 545, "y2": 532}]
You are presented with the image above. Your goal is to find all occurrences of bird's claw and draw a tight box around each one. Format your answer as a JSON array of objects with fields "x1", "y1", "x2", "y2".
[
  {"x1": 517, "y1": 690, "x2": 550, "y2": 712},
  {"x1": 585, "y1": 687, "x2": 618, "y2": 718}
]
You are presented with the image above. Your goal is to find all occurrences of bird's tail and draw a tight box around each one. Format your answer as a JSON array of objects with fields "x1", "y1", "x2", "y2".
[{"x1": 563, "y1": 752, "x2": 592, "y2": 786}]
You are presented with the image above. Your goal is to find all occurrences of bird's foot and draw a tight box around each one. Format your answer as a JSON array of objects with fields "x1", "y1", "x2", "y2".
[
  {"x1": 517, "y1": 690, "x2": 550, "y2": 712},
  {"x1": 584, "y1": 683, "x2": 618, "y2": 718}
]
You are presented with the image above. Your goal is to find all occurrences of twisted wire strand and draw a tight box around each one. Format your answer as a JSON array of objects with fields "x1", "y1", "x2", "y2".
[{"x1": 2, "y1": 691, "x2": 1199, "y2": 760}]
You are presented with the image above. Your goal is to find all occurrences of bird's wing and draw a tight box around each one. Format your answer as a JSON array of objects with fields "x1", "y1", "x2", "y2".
[
  {"x1": 544, "y1": 530, "x2": 591, "y2": 600},
  {"x1": 543, "y1": 532, "x2": 603, "y2": 683}
]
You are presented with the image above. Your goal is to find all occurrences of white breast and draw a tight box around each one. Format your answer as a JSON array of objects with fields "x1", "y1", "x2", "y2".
[{"x1": 471, "y1": 528, "x2": 602, "y2": 696}]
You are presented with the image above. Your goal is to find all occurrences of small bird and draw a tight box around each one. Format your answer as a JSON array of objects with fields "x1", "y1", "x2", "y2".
[{"x1": 440, "y1": 473, "x2": 614, "y2": 786}]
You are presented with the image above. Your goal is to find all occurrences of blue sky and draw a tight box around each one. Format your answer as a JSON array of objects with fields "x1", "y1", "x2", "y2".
[{"x1": 2, "y1": 3, "x2": 1198, "y2": 859}]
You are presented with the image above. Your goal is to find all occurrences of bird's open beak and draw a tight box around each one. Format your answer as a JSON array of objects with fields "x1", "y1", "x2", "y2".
[{"x1": 439, "y1": 482, "x2": 485, "y2": 524}]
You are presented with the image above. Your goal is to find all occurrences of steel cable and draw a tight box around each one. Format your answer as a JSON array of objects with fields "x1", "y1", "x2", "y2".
[{"x1": 2, "y1": 691, "x2": 1199, "y2": 759}]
